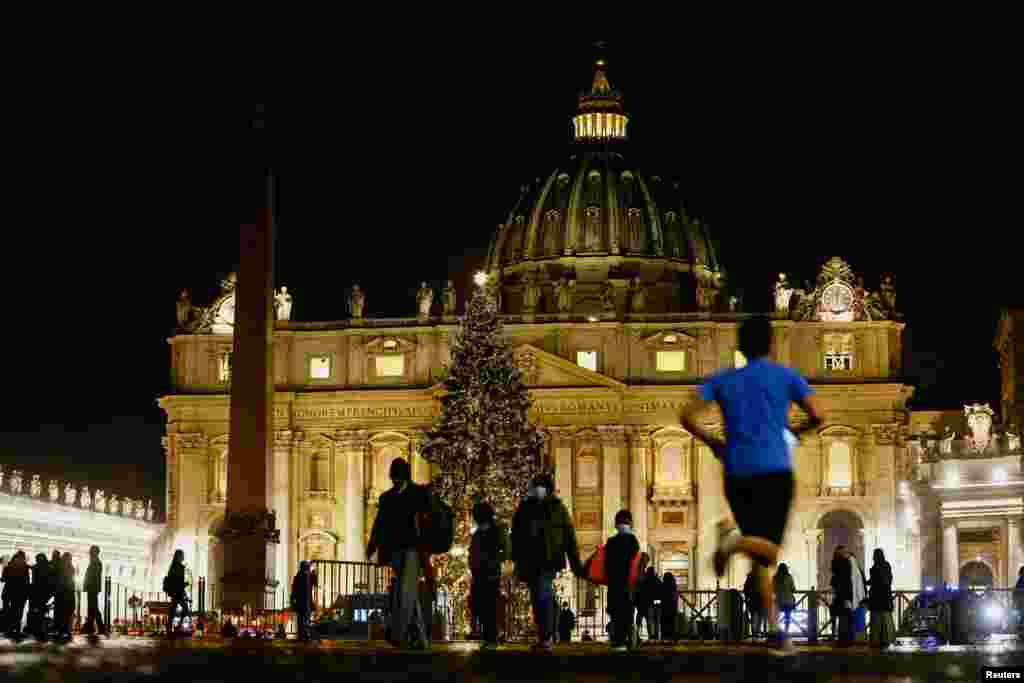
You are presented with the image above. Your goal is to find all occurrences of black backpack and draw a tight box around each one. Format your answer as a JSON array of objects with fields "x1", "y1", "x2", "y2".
[{"x1": 422, "y1": 490, "x2": 455, "y2": 554}]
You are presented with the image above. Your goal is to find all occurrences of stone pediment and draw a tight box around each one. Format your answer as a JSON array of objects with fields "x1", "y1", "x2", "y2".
[{"x1": 512, "y1": 345, "x2": 625, "y2": 389}]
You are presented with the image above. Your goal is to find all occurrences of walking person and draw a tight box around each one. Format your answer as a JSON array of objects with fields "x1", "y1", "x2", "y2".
[
  {"x1": 163, "y1": 550, "x2": 190, "y2": 638},
  {"x1": 744, "y1": 568, "x2": 764, "y2": 638},
  {"x1": 680, "y1": 316, "x2": 824, "y2": 652},
  {"x1": 867, "y1": 549, "x2": 895, "y2": 648},
  {"x1": 660, "y1": 572, "x2": 679, "y2": 642},
  {"x1": 82, "y1": 546, "x2": 107, "y2": 636},
  {"x1": 773, "y1": 563, "x2": 797, "y2": 637},
  {"x1": 511, "y1": 472, "x2": 585, "y2": 653},
  {"x1": 367, "y1": 457, "x2": 432, "y2": 650},
  {"x1": 469, "y1": 501, "x2": 509, "y2": 651},
  {"x1": 558, "y1": 601, "x2": 575, "y2": 644},
  {"x1": 605, "y1": 509, "x2": 641, "y2": 652},
  {"x1": 2, "y1": 551, "x2": 30, "y2": 638},
  {"x1": 636, "y1": 565, "x2": 662, "y2": 642},
  {"x1": 830, "y1": 545, "x2": 854, "y2": 645},
  {"x1": 290, "y1": 561, "x2": 314, "y2": 641},
  {"x1": 28, "y1": 553, "x2": 51, "y2": 639}
]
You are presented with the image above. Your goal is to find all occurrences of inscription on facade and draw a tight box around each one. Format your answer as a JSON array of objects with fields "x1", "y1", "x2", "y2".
[
  {"x1": 292, "y1": 405, "x2": 435, "y2": 420},
  {"x1": 532, "y1": 399, "x2": 622, "y2": 416}
]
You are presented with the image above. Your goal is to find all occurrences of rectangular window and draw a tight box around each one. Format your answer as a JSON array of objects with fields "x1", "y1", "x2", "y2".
[
  {"x1": 218, "y1": 352, "x2": 232, "y2": 383},
  {"x1": 829, "y1": 442, "x2": 853, "y2": 488},
  {"x1": 656, "y1": 350, "x2": 686, "y2": 372},
  {"x1": 309, "y1": 355, "x2": 331, "y2": 379},
  {"x1": 376, "y1": 355, "x2": 405, "y2": 377},
  {"x1": 576, "y1": 350, "x2": 598, "y2": 372},
  {"x1": 823, "y1": 333, "x2": 854, "y2": 371}
]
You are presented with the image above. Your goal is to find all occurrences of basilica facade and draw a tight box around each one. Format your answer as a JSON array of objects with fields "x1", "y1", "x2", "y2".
[{"x1": 161, "y1": 59, "x2": 929, "y2": 595}]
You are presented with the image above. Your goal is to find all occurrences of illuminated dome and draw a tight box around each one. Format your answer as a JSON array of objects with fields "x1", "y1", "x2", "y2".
[{"x1": 484, "y1": 58, "x2": 723, "y2": 317}]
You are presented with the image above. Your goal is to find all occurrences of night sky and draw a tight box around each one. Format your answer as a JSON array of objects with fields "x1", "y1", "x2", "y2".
[{"x1": 0, "y1": 38, "x2": 1015, "y2": 511}]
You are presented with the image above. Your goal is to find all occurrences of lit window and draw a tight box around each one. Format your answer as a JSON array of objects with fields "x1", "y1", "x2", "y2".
[
  {"x1": 577, "y1": 351, "x2": 598, "y2": 372},
  {"x1": 663, "y1": 334, "x2": 678, "y2": 343},
  {"x1": 734, "y1": 350, "x2": 748, "y2": 369},
  {"x1": 656, "y1": 351, "x2": 686, "y2": 372},
  {"x1": 383, "y1": 340, "x2": 398, "y2": 350},
  {"x1": 309, "y1": 355, "x2": 331, "y2": 379},
  {"x1": 823, "y1": 333, "x2": 854, "y2": 371},
  {"x1": 828, "y1": 442, "x2": 852, "y2": 488},
  {"x1": 218, "y1": 351, "x2": 232, "y2": 383},
  {"x1": 376, "y1": 355, "x2": 404, "y2": 377}
]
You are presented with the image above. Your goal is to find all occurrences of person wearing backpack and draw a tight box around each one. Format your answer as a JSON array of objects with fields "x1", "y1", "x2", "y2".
[
  {"x1": 605, "y1": 510, "x2": 641, "y2": 652},
  {"x1": 163, "y1": 550, "x2": 190, "y2": 638},
  {"x1": 469, "y1": 501, "x2": 508, "y2": 651},
  {"x1": 367, "y1": 458, "x2": 432, "y2": 650},
  {"x1": 511, "y1": 472, "x2": 584, "y2": 653}
]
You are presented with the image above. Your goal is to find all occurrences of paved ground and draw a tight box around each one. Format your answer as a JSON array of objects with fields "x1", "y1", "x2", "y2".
[{"x1": 1, "y1": 637, "x2": 1023, "y2": 681}]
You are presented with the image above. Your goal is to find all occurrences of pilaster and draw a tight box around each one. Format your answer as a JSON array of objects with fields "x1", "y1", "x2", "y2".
[
  {"x1": 598, "y1": 426, "x2": 627, "y2": 541},
  {"x1": 337, "y1": 429, "x2": 370, "y2": 561},
  {"x1": 627, "y1": 428, "x2": 652, "y2": 553},
  {"x1": 943, "y1": 520, "x2": 959, "y2": 586}
]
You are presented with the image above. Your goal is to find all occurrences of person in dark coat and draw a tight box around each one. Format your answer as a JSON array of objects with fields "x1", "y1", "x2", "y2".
[
  {"x1": 636, "y1": 565, "x2": 662, "y2": 642},
  {"x1": 660, "y1": 573, "x2": 679, "y2": 641},
  {"x1": 367, "y1": 457, "x2": 431, "y2": 650},
  {"x1": 290, "y1": 560, "x2": 314, "y2": 641},
  {"x1": 511, "y1": 472, "x2": 585, "y2": 652},
  {"x1": 49, "y1": 551, "x2": 63, "y2": 637},
  {"x1": 164, "y1": 550, "x2": 189, "y2": 638},
  {"x1": 82, "y1": 546, "x2": 107, "y2": 636},
  {"x1": 830, "y1": 545, "x2": 854, "y2": 645},
  {"x1": 867, "y1": 548, "x2": 895, "y2": 647},
  {"x1": 57, "y1": 553, "x2": 75, "y2": 639},
  {"x1": 744, "y1": 569, "x2": 764, "y2": 637},
  {"x1": 1015, "y1": 567, "x2": 1024, "y2": 629},
  {"x1": 28, "y1": 554, "x2": 51, "y2": 639},
  {"x1": 605, "y1": 509, "x2": 641, "y2": 651},
  {"x1": 558, "y1": 601, "x2": 575, "y2": 643},
  {"x1": 2, "y1": 551, "x2": 30, "y2": 636},
  {"x1": 469, "y1": 501, "x2": 508, "y2": 650}
]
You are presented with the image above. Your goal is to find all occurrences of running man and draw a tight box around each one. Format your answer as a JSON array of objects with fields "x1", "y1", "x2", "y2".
[{"x1": 680, "y1": 316, "x2": 824, "y2": 650}]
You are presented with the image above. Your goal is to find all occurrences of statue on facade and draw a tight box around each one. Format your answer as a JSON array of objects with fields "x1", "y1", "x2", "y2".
[
  {"x1": 9, "y1": 470, "x2": 22, "y2": 494},
  {"x1": 94, "y1": 489, "x2": 106, "y2": 513},
  {"x1": 274, "y1": 286, "x2": 293, "y2": 321},
  {"x1": 30, "y1": 475, "x2": 41, "y2": 497},
  {"x1": 146, "y1": 499, "x2": 154, "y2": 521},
  {"x1": 965, "y1": 403, "x2": 996, "y2": 452},
  {"x1": 220, "y1": 272, "x2": 238, "y2": 293},
  {"x1": 80, "y1": 485, "x2": 92, "y2": 510},
  {"x1": 939, "y1": 427, "x2": 955, "y2": 456},
  {"x1": 0, "y1": 465, "x2": 4, "y2": 491},
  {"x1": 349, "y1": 284, "x2": 366, "y2": 318},
  {"x1": 522, "y1": 275, "x2": 541, "y2": 313},
  {"x1": 176, "y1": 289, "x2": 193, "y2": 329},
  {"x1": 774, "y1": 273, "x2": 794, "y2": 314},
  {"x1": 554, "y1": 274, "x2": 575, "y2": 313},
  {"x1": 629, "y1": 276, "x2": 646, "y2": 313},
  {"x1": 728, "y1": 294, "x2": 740, "y2": 312},
  {"x1": 441, "y1": 280, "x2": 457, "y2": 316},
  {"x1": 48, "y1": 479, "x2": 59, "y2": 502},
  {"x1": 121, "y1": 498, "x2": 132, "y2": 516},
  {"x1": 880, "y1": 275, "x2": 897, "y2": 312},
  {"x1": 416, "y1": 282, "x2": 433, "y2": 318},
  {"x1": 134, "y1": 500, "x2": 145, "y2": 519},
  {"x1": 108, "y1": 494, "x2": 119, "y2": 515},
  {"x1": 64, "y1": 483, "x2": 78, "y2": 506},
  {"x1": 601, "y1": 281, "x2": 616, "y2": 314}
]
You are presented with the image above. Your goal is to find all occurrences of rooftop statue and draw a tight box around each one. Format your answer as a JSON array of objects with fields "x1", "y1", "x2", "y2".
[
  {"x1": 629, "y1": 276, "x2": 646, "y2": 314},
  {"x1": 774, "y1": 273, "x2": 794, "y2": 314},
  {"x1": 80, "y1": 485, "x2": 92, "y2": 509},
  {"x1": 9, "y1": 470, "x2": 22, "y2": 494},
  {"x1": 965, "y1": 403, "x2": 996, "y2": 453},
  {"x1": 48, "y1": 479, "x2": 59, "y2": 502},
  {"x1": 349, "y1": 284, "x2": 366, "y2": 318},
  {"x1": 64, "y1": 482, "x2": 77, "y2": 506},
  {"x1": 274, "y1": 286, "x2": 293, "y2": 321},
  {"x1": 442, "y1": 280, "x2": 457, "y2": 316},
  {"x1": 416, "y1": 282, "x2": 433, "y2": 319},
  {"x1": 30, "y1": 474, "x2": 41, "y2": 497},
  {"x1": 95, "y1": 489, "x2": 106, "y2": 513}
]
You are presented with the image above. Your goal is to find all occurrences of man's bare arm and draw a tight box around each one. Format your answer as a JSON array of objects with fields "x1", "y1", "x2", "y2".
[
  {"x1": 792, "y1": 394, "x2": 825, "y2": 438},
  {"x1": 680, "y1": 398, "x2": 726, "y2": 460}
]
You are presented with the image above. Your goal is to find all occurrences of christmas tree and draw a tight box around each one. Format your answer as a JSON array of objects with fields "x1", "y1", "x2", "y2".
[{"x1": 420, "y1": 275, "x2": 545, "y2": 633}]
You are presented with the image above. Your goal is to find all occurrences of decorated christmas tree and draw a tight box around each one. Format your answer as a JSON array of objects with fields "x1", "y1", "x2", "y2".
[{"x1": 421, "y1": 274, "x2": 545, "y2": 632}]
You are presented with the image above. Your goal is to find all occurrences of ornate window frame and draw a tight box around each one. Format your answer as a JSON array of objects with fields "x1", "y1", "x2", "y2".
[
  {"x1": 306, "y1": 352, "x2": 335, "y2": 383},
  {"x1": 819, "y1": 425, "x2": 864, "y2": 497},
  {"x1": 302, "y1": 436, "x2": 336, "y2": 501},
  {"x1": 651, "y1": 427, "x2": 693, "y2": 504},
  {"x1": 642, "y1": 330, "x2": 697, "y2": 377},
  {"x1": 365, "y1": 336, "x2": 416, "y2": 384},
  {"x1": 299, "y1": 529, "x2": 340, "y2": 562}
]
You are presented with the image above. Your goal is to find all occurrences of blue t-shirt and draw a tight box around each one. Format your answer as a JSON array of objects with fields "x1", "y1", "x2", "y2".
[{"x1": 697, "y1": 358, "x2": 813, "y2": 477}]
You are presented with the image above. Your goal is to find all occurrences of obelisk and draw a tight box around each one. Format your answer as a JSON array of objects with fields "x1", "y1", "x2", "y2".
[{"x1": 218, "y1": 160, "x2": 280, "y2": 611}]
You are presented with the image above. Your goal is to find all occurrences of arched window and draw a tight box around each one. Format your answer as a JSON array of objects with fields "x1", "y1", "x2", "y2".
[{"x1": 828, "y1": 442, "x2": 853, "y2": 489}]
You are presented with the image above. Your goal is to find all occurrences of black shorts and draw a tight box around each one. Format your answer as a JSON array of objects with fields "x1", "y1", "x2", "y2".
[{"x1": 724, "y1": 470, "x2": 794, "y2": 548}]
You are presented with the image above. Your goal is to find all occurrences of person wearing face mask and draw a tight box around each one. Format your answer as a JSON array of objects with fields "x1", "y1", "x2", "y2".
[
  {"x1": 511, "y1": 472, "x2": 584, "y2": 653},
  {"x1": 605, "y1": 510, "x2": 641, "y2": 651},
  {"x1": 367, "y1": 457, "x2": 432, "y2": 650}
]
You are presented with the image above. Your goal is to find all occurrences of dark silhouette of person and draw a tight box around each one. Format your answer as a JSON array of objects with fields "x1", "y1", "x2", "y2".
[
  {"x1": 2, "y1": 551, "x2": 30, "y2": 637},
  {"x1": 558, "y1": 601, "x2": 575, "y2": 643},
  {"x1": 83, "y1": 546, "x2": 107, "y2": 636},
  {"x1": 57, "y1": 553, "x2": 75, "y2": 639},
  {"x1": 164, "y1": 550, "x2": 190, "y2": 637},
  {"x1": 290, "y1": 561, "x2": 314, "y2": 641},
  {"x1": 28, "y1": 554, "x2": 52, "y2": 639}
]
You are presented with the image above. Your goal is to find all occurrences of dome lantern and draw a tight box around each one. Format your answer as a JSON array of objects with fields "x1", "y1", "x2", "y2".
[{"x1": 573, "y1": 58, "x2": 628, "y2": 143}]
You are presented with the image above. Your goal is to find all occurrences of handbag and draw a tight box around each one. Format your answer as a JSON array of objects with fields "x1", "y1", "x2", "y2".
[{"x1": 584, "y1": 545, "x2": 643, "y2": 589}]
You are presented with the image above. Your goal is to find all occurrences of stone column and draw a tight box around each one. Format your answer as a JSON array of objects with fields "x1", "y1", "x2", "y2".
[
  {"x1": 272, "y1": 430, "x2": 293, "y2": 590},
  {"x1": 217, "y1": 170, "x2": 281, "y2": 610},
  {"x1": 550, "y1": 428, "x2": 574, "y2": 518},
  {"x1": 943, "y1": 520, "x2": 959, "y2": 587},
  {"x1": 627, "y1": 429, "x2": 651, "y2": 553},
  {"x1": 409, "y1": 430, "x2": 428, "y2": 484},
  {"x1": 338, "y1": 430, "x2": 369, "y2": 561},
  {"x1": 598, "y1": 426, "x2": 627, "y2": 541},
  {"x1": 1009, "y1": 517, "x2": 1022, "y2": 586},
  {"x1": 805, "y1": 529, "x2": 822, "y2": 591}
]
